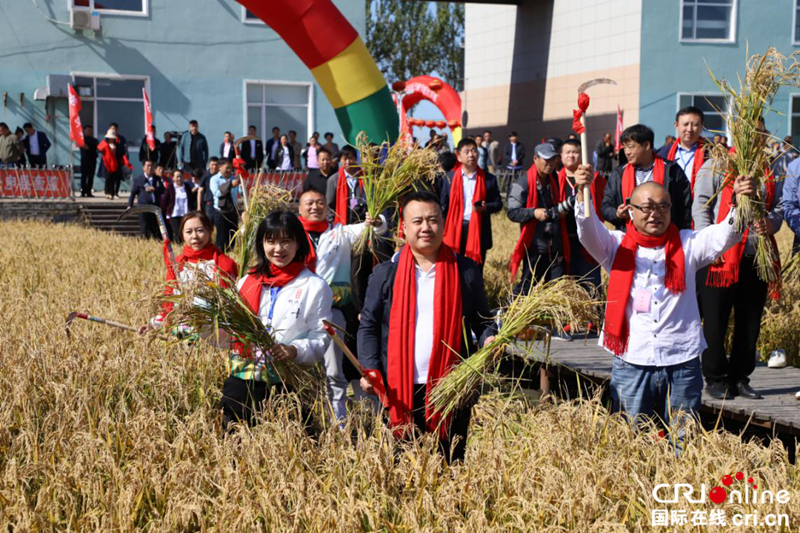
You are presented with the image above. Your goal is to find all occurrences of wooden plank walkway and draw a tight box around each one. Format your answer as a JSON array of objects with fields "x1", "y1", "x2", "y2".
[{"x1": 515, "y1": 338, "x2": 800, "y2": 436}]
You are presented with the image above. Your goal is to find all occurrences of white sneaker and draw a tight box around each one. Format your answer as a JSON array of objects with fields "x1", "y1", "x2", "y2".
[{"x1": 767, "y1": 350, "x2": 787, "y2": 369}]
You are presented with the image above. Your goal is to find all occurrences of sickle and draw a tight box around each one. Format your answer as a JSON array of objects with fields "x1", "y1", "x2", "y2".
[{"x1": 578, "y1": 78, "x2": 618, "y2": 95}]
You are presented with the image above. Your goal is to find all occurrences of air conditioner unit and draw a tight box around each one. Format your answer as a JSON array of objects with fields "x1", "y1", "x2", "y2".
[{"x1": 70, "y1": 9, "x2": 100, "y2": 32}]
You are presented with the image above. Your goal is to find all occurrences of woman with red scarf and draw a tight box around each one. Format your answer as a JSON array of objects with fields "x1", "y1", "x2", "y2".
[
  {"x1": 222, "y1": 212, "x2": 333, "y2": 428},
  {"x1": 573, "y1": 166, "x2": 755, "y2": 434},
  {"x1": 139, "y1": 211, "x2": 238, "y2": 333},
  {"x1": 97, "y1": 128, "x2": 131, "y2": 200},
  {"x1": 357, "y1": 191, "x2": 496, "y2": 463}
]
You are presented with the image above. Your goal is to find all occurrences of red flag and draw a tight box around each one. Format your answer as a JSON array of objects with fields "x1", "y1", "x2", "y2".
[
  {"x1": 143, "y1": 88, "x2": 155, "y2": 151},
  {"x1": 68, "y1": 85, "x2": 85, "y2": 148},
  {"x1": 614, "y1": 105, "x2": 624, "y2": 152}
]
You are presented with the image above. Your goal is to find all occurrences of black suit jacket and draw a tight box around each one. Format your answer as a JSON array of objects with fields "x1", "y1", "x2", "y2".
[
  {"x1": 22, "y1": 131, "x2": 52, "y2": 165},
  {"x1": 265, "y1": 138, "x2": 280, "y2": 168},
  {"x1": 128, "y1": 173, "x2": 165, "y2": 208},
  {"x1": 357, "y1": 251, "x2": 496, "y2": 383},
  {"x1": 160, "y1": 182, "x2": 197, "y2": 216},
  {"x1": 158, "y1": 141, "x2": 177, "y2": 169},
  {"x1": 503, "y1": 142, "x2": 525, "y2": 168},
  {"x1": 239, "y1": 139, "x2": 264, "y2": 170},
  {"x1": 440, "y1": 170, "x2": 503, "y2": 251},
  {"x1": 139, "y1": 138, "x2": 162, "y2": 163},
  {"x1": 600, "y1": 159, "x2": 693, "y2": 230}
]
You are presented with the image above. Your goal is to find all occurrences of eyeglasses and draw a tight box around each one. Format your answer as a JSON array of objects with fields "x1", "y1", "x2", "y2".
[{"x1": 629, "y1": 202, "x2": 671, "y2": 215}]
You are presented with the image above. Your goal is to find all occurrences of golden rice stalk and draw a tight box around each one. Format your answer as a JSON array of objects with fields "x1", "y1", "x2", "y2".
[
  {"x1": 232, "y1": 174, "x2": 293, "y2": 278},
  {"x1": 706, "y1": 46, "x2": 800, "y2": 285},
  {"x1": 353, "y1": 131, "x2": 439, "y2": 253},
  {"x1": 429, "y1": 276, "x2": 603, "y2": 421}
]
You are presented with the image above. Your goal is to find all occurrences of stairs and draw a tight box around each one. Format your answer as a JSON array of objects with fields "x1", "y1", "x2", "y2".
[{"x1": 80, "y1": 202, "x2": 140, "y2": 236}]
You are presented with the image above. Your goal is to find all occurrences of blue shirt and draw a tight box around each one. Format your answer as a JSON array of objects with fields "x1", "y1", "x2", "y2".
[
  {"x1": 209, "y1": 172, "x2": 240, "y2": 210},
  {"x1": 783, "y1": 157, "x2": 800, "y2": 244}
]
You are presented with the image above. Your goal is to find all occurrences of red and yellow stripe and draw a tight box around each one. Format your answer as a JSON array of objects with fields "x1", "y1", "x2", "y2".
[{"x1": 237, "y1": 0, "x2": 398, "y2": 144}]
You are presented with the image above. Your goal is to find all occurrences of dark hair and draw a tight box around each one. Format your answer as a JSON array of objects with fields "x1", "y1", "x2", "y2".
[
  {"x1": 179, "y1": 211, "x2": 214, "y2": 235},
  {"x1": 272, "y1": 126, "x2": 280, "y2": 132},
  {"x1": 324, "y1": 132, "x2": 334, "y2": 139},
  {"x1": 110, "y1": 122, "x2": 119, "y2": 128},
  {"x1": 209, "y1": 156, "x2": 220, "y2": 163},
  {"x1": 189, "y1": 120, "x2": 198, "y2": 126},
  {"x1": 191, "y1": 168, "x2": 204, "y2": 180},
  {"x1": 0, "y1": 122, "x2": 7, "y2": 129},
  {"x1": 248, "y1": 125, "x2": 257, "y2": 130},
  {"x1": 289, "y1": 130, "x2": 297, "y2": 136},
  {"x1": 509, "y1": 131, "x2": 518, "y2": 137},
  {"x1": 299, "y1": 187, "x2": 326, "y2": 201},
  {"x1": 620, "y1": 124, "x2": 654, "y2": 148},
  {"x1": 23, "y1": 122, "x2": 33, "y2": 129},
  {"x1": 224, "y1": 131, "x2": 233, "y2": 137},
  {"x1": 252, "y1": 212, "x2": 310, "y2": 275},
  {"x1": 675, "y1": 106, "x2": 704, "y2": 124},
  {"x1": 15, "y1": 127, "x2": 24, "y2": 135},
  {"x1": 339, "y1": 145, "x2": 357, "y2": 160},
  {"x1": 401, "y1": 190, "x2": 442, "y2": 216},
  {"x1": 456, "y1": 138, "x2": 477, "y2": 152},
  {"x1": 483, "y1": 129, "x2": 492, "y2": 135},
  {"x1": 439, "y1": 151, "x2": 457, "y2": 172},
  {"x1": 560, "y1": 139, "x2": 581, "y2": 152},
  {"x1": 317, "y1": 147, "x2": 331, "y2": 157}
]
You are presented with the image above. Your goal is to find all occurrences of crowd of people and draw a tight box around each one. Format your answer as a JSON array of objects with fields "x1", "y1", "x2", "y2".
[
  {"x1": 124, "y1": 103, "x2": 800, "y2": 463},
  {"x1": 0, "y1": 122, "x2": 52, "y2": 169}
]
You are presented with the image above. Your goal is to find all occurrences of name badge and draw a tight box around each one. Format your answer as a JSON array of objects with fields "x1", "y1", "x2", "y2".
[{"x1": 633, "y1": 288, "x2": 652, "y2": 313}]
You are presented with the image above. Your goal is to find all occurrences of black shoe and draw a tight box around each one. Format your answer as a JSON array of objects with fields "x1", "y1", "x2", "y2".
[
  {"x1": 735, "y1": 381, "x2": 763, "y2": 400},
  {"x1": 705, "y1": 381, "x2": 733, "y2": 400}
]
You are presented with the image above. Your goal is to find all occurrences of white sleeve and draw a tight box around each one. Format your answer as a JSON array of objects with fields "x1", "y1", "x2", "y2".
[
  {"x1": 575, "y1": 196, "x2": 623, "y2": 272},
  {"x1": 289, "y1": 279, "x2": 334, "y2": 365},
  {"x1": 684, "y1": 208, "x2": 741, "y2": 269},
  {"x1": 341, "y1": 214, "x2": 388, "y2": 245}
]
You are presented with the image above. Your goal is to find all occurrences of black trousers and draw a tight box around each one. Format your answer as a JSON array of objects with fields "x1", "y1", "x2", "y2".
[
  {"x1": 412, "y1": 384, "x2": 472, "y2": 463},
  {"x1": 351, "y1": 234, "x2": 394, "y2": 310},
  {"x1": 80, "y1": 164, "x2": 95, "y2": 195},
  {"x1": 220, "y1": 376, "x2": 270, "y2": 429},
  {"x1": 514, "y1": 249, "x2": 565, "y2": 296},
  {"x1": 137, "y1": 212, "x2": 160, "y2": 240},
  {"x1": 214, "y1": 210, "x2": 239, "y2": 252},
  {"x1": 27, "y1": 154, "x2": 46, "y2": 167},
  {"x1": 457, "y1": 222, "x2": 487, "y2": 273},
  {"x1": 104, "y1": 170, "x2": 122, "y2": 196},
  {"x1": 168, "y1": 216, "x2": 182, "y2": 243},
  {"x1": 699, "y1": 256, "x2": 768, "y2": 385}
]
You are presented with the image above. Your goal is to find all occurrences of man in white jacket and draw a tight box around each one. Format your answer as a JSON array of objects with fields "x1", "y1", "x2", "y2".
[{"x1": 297, "y1": 188, "x2": 387, "y2": 421}]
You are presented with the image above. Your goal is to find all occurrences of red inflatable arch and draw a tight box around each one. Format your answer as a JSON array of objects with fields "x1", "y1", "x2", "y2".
[{"x1": 396, "y1": 76, "x2": 462, "y2": 145}]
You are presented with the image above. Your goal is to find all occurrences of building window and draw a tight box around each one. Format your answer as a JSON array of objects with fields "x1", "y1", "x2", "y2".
[
  {"x1": 72, "y1": 75, "x2": 148, "y2": 153},
  {"x1": 790, "y1": 96, "x2": 800, "y2": 140},
  {"x1": 245, "y1": 82, "x2": 313, "y2": 146},
  {"x1": 681, "y1": 0, "x2": 736, "y2": 42},
  {"x1": 71, "y1": 0, "x2": 147, "y2": 16},
  {"x1": 243, "y1": 8, "x2": 262, "y2": 24},
  {"x1": 794, "y1": 0, "x2": 800, "y2": 45},
  {"x1": 678, "y1": 93, "x2": 730, "y2": 137}
]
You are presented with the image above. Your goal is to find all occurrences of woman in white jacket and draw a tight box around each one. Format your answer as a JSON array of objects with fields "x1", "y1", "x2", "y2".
[{"x1": 222, "y1": 211, "x2": 333, "y2": 428}]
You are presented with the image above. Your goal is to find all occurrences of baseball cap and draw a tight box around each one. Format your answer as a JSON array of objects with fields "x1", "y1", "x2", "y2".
[{"x1": 534, "y1": 142, "x2": 558, "y2": 160}]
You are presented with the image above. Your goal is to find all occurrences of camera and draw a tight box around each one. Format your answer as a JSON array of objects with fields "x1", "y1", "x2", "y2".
[{"x1": 545, "y1": 195, "x2": 576, "y2": 220}]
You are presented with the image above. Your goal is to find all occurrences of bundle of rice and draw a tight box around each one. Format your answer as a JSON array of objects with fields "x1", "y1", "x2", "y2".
[
  {"x1": 428, "y1": 276, "x2": 602, "y2": 421},
  {"x1": 707, "y1": 47, "x2": 800, "y2": 289}
]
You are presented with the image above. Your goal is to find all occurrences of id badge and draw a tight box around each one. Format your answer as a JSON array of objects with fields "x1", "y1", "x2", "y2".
[{"x1": 633, "y1": 288, "x2": 652, "y2": 313}]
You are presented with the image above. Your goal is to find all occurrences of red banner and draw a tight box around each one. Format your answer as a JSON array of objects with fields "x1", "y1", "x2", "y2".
[
  {"x1": 68, "y1": 85, "x2": 85, "y2": 148},
  {"x1": 241, "y1": 171, "x2": 306, "y2": 199},
  {"x1": 614, "y1": 105, "x2": 624, "y2": 152},
  {"x1": 143, "y1": 88, "x2": 155, "y2": 151},
  {"x1": 0, "y1": 169, "x2": 72, "y2": 198}
]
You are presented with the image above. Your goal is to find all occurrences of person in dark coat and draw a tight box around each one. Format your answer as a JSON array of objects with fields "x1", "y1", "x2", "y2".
[
  {"x1": 22, "y1": 123, "x2": 52, "y2": 167},
  {"x1": 139, "y1": 125, "x2": 161, "y2": 165},
  {"x1": 158, "y1": 132, "x2": 178, "y2": 169},
  {"x1": 79, "y1": 125, "x2": 100, "y2": 197},
  {"x1": 128, "y1": 160, "x2": 165, "y2": 239},
  {"x1": 357, "y1": 190, "x2": 496, "y2": 463},
  {"x1": 160, "y1": 168, "x2": 197, "y2": 242},
  {"x1": 594, "y1": 132, "x2": 615, "y2": 175},
  {"x1": 302, "y1": 147, "x2": 335, "y2": 194},
  {"x1": 601, "y1": 124, "x2": 692, "y2": 231},
  {"x1": 239, "y1": 126, "x2": 264, "y2": 170}
]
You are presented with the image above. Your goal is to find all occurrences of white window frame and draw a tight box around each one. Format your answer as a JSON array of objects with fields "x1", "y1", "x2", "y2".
[
  {"x1": 68, "y1": 0, "x2": 149, "y2": 17},
  {"x1": 242, "y1": 80, "x2": 315, "y2": 142},
  {"x1": 679, "y1": 0, "x2": 737, "y2": 44},
  {"x1": 788, "y1": 93, "x2": 800, "y2": 138},
  {"x1": 70, "y1": 72, "x2": 151, "y2": 153},
  {"x1": 676, "y1": 92, "x2": 731, "y2": 139},
  {"x1": 793, "y1": 0, "x2": 800, "y2": 46},
  {"x1": 242, "y1": 7, "x2": 264, "y2": 25}
]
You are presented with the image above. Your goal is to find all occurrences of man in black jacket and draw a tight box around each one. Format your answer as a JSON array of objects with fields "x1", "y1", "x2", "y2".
[
  {"x1": 22, "y1": 123, "x2": 52, "y2": 167},
  {"x1": 240, "y1": 125, "x2": 264, "y2": 170},
  {"x1": 265, "y1": 126, "x2": 280, "y2": 170},
  {"x1": 601, "y1": 124, "x2": 692, "y2": 231},
  {"x1": 79, "y1": 125, "x2": 99, "y2": 198},
  {"x1": 139, "y1": 125, "x2": 161, "y2": 165},
  {"x1": 440, "y1": 137, "x2": 503, "y2": 269},
  {"x1": 358, "y1": 190, "x2": 496, "y2": 463},
  {"x1": 158, "y1": 132, "x2": 177, "y2": 169},
  {"x1": 502, "y1": 131, "x2": 525, "y2": 172},
  {"x1": 127, "y1": 160, "x2": 165, "y2": 240},
  {"x1": 302, "y1": 147, "x2": 335, "y2": 194}
]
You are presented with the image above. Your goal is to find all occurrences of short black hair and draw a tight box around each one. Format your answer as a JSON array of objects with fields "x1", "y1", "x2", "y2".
[
  {"x1": 456, "y1": 138, "x2": 477, "y2": 152},
  {"x1": 325, "y1": 132, "x2": 334, "y2": 139},
  {"x1": 289, "y1": 130, "x2": 297, "y2": 136},
  {"x1": 675, "y1": 106, "x2": 705, "y2": 124},
  {"x1": 191, "y1": 168, "x2": 204, "y2": 180},
  {"x1": 299, "y1": 187, "x2": 326, "y2": 200},
  {"x1": 272, "y1": 126, "x2": 280, "y2": 132},
  {"x1": 483, "y1": 129, "x2": 492, "y2": 135},
  {"x1": 339, "y1": 145, "x2": 357, "y2": 160},
  {"x1": 401, "y1": 190, "x2": 442, "y2": 216},
  {"x1": 224, "y1": 131, "x2": 233, "y2": 137},
  {"x1": 252, "y1": 212, "x2": 310, "y2": 276},
  {"x1": 23, "y1": 122, "x2": 33, "y2": 129},
  {"x1": 620, "y1": 124, "x2": 655, "y2": 149},
  {"x1": 317, "y1": 147, "x2": 331, "y2": 157},
  {"x1": 110, "y1": 122, "x2": 119, "y2": 128},
  {"x1": 0, "y1": 122, "x2": 7, "y2": 130},
  {"x1": 439, "y1": 151, "x2": 457, "y2": 172},
  {"x1": 209, "y1": 156, "x2": 220, "y2": 163},
  {"x1": 248, "y1": 125, "x2": 257, "y2": 130},
  {"x1": 509, "y1": 131, "x2": 518, "y2": 137},
  {"x1": 560, "y1": 139, "x2": 581, "y2": 152},
  {"x1": 189, "y1": 120, "x2": 198, "y2": 126}
]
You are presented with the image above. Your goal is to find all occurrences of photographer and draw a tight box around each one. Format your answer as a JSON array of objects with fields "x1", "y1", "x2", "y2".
[{"x1": 508, "y1": 142, "x2": 569, "y2": 296}]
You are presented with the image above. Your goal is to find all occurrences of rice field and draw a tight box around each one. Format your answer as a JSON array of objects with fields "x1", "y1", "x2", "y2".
[{"x1": 0, "y1": 219, "x2": 797, "y2": 531}]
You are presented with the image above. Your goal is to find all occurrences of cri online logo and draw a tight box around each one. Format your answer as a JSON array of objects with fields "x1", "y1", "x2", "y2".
[{"x1": 653, "y1": 472, "x2": 792, "y2": 505}]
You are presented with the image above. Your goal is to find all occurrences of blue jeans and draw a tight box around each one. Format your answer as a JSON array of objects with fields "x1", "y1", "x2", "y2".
[{"x1": 610, "y1": 356, "x2": 703, "y2": 427}]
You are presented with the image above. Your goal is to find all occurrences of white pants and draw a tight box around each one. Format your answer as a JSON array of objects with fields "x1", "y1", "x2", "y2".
[{"x1": 325, "y1": 308, "x2": 380, "y2": 421}]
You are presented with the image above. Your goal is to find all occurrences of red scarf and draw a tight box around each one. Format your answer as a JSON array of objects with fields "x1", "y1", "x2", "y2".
[
  {"x1": 443, "y1": 166, "x2": 486, "y2": 263},
  {"x1": 386, "y1": 245, "x2": 462, "y2": 439},
  {"x1": 622, "y1": 156, "x2": 666, "y2": 201},
  {"x1": 298, "y1": 216, "x2": 329, "y2": 273},
  {"x1": 509, "y1": 166, "x2": 569, "y2": 280},
  {"x1": 98, "y1": 140, "x2": 119, "y2": 173},
  {"x1": 604, "y1": 223, "x2": 686, "y2": 355},
  {"x1": 334, "y1": 168, "x2": 362, "y2": 225},
  {"x1": 666, "y1": 139, "x2": 705, "y2": 196},
  {"x1": 706, "y1": 172, "x2": 781, "y2": 299},
  {"x1": 161, "y1": 241, "x2": 238, "y2": 316}
]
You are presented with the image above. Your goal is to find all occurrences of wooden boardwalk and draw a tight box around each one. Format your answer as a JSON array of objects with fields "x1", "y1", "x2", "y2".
[{"x1": 516, "y1": 338, "x2": 800, "y2": 437}]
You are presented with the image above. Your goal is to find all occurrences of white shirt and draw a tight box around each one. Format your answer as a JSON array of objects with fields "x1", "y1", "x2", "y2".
[
  {"x1": 675, "y1": 143, "x2": 697, "y2": 178},
  {"x1": 575, "y1": 199, "x2": 742, "y2": 366},
  {"x1": 249, "y1": 139, "x2": 256, "y2": 159},
  {"x1": 461, "y1": 171, "x2": 477, "y2": 222},
  {"x1": 29, "y1": 131, "x2": 40, "y2": 156},
  {"x1": 345, "y1": 171, "x2": 358, "y2": 192},
  {"x1": 172, "y1": 185, "x2": 188, "y2": 218},
  {"x1": 223, "y1": 143, "x2": 232, "y2": 158},
  {"x1": 280, "y1": 148, "x2": 292, "y2": 170},
  {"x1": 413, "y1": 263, "x2": 436, "y2": 384},
  {"x1": 634, "y1": 165, "x2": 654, "y2": 186},
  {"x1": 511, "y1": 143, "x2": 517, "y2": 162}
]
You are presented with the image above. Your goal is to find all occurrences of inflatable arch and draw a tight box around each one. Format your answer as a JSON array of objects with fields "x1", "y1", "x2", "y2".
[
  {"x1": 397, "y1": 76, "x2": 462, "y2": 145},
  {"x1": 236, "y1": 0, "x2": 399, "y2": 144}
]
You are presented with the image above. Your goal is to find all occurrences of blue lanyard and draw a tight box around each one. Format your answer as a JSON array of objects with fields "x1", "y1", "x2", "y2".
[
  {"x1": 267, "y1": 286, "x2": 281, "y2": 325},
  {"x1": 678, "y1": 148, "x2": 695, "y2": 173}
]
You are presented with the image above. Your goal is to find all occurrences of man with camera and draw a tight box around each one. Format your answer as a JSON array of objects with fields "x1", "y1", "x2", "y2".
[{"x1": 508, "y1": 142, "x2": 569, "y2": 296}]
